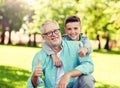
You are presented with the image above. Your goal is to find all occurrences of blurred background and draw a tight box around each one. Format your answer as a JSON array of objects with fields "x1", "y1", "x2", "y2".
[{"x1": 0, "y1": 0, "x2": 120, "y2": 88}]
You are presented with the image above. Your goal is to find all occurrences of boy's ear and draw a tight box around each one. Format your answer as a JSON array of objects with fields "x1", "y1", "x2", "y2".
[
  {"x1": 80, "y1": 25, "x2": 82, "y2": 30},
  {"x1": 80, "y1": 26, "x2": 82, "y2": 32},
  {"x1": 64, "y1": 27, "x2": 67, "y2": 32}
]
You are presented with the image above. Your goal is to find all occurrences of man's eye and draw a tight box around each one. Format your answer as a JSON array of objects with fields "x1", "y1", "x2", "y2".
[
  {"x1": 47, "y1": 32, "x2": 51, "y2": 35},
  {"x1": 67, "y1": 28, "x2": 72, "y2": 30},
  {"x1": 74, "y1": 27, "x2": 78, "y2": 30}
]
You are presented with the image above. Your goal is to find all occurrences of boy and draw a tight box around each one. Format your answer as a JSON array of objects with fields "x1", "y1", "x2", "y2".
[{"x1": 42, "y1": 15, "x2": 92, "y2": 67}]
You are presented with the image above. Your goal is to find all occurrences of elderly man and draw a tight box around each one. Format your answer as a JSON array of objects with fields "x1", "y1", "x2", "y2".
[{"x1": 27, "y1": 20, "x2": 95, "y2": 88}]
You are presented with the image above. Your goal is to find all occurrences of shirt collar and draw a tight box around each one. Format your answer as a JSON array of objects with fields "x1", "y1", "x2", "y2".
[{"x1": 67, "y1": 33, "x2": 82, "y2": 41}]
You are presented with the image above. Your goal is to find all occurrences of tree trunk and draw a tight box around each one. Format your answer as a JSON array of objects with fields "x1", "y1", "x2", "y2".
[
  {"x1": 33, "y1": 33, "x2": 36, "y2": 47},
  {"x1": 104, "y1": 35, "x2": 110, "y2": 50},
  {"x1": 28, "y1": 34, "x2": 31, "y2": 46},
  {"x1": 97, "y1": 34, "x2": 101, "y2": 50},
  {"x1": 1, "y1": 30, "x2": 5, "y2": 44}
]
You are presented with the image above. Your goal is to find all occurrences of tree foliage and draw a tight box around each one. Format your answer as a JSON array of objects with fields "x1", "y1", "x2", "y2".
[
  {"x1": 0, "y1": 0, "x2": 29, "y2": 44},
  {"x1": 0, "y1": 0, "x2": 120, "y2": 46},
  {"x1": 0, "y1": 0, "x2": 29, "y2": 31},
  {"x1": 26, "y1": 0, "x2": 120, "y2": 41}
]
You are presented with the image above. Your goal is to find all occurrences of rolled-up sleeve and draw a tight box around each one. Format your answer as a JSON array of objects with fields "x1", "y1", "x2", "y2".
[
  {"x1": 27, "y1": 51, "x2": 45, "y2": 88},
  {"x1": 27, "y1": 77, "x2": 34, "y2": 88},
  {"x1": 75, "y1": 55, "x2": 94, "y2": 74},
  {"x1": 27, "y1": 76, "x2": 44, "y2": 88}
]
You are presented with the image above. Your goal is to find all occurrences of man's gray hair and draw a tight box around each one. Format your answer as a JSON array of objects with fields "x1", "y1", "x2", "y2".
[{"x1": 40, "y1": 20, "x2": 59, "y2": 34}]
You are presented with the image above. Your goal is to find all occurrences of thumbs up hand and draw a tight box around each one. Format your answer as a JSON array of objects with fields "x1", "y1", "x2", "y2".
[
  {"x1": 33, "y1": 58, "x2": 43, "y2": 77},
  {"x1": 38, "y1": 59, "x2": 42, "y2": 67},
  {"x1": 31, "y1": 59, "x2": 43, "y2": 86},
  {"x1": 78, "y1": 43, "x2": 88, "y2": 57}
]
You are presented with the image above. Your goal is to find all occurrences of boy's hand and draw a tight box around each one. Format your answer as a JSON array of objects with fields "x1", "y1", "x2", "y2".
[
  {"x1": 53, "y1": 58, "x2": 62, "y2": 67},
  {"x1": 52, "y1": 54, "x2": 62, "y2": 67},
  {"x1": 78, "y1": 44, "x2": 88, "y2": 57}
]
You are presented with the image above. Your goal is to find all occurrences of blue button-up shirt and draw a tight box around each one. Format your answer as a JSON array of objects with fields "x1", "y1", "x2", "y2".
[
  {"x1": 27, "y1": 40, "x2": 94, "y2": 88},
  {"x1": 62, "y1": 34, "x2": 92, "y2": 54}
]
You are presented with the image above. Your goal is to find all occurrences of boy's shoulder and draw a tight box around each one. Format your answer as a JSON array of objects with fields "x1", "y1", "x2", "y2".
[
  {"x1": 81, "y1": 33, "x2": 87, "y2": 37},
  {"x1": 81, "y1": 33, "x2": 89, "y2": 40},
  {"x1": 62, "y1": 39, "x2": 82, "y2": 46},
  {"x1": 62, "y1": 34, "x2": 68, "y2": 37},
  {"x1": 62, "y1": 34, "x2": 70, "y2": 40}
]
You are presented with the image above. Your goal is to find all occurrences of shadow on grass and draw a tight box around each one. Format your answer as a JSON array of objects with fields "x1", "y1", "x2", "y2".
[
  {"x1": 95, "y1": 81, "x2": 120, "y2": 88},
  {"x1": 0, "y1": 65, "x2": 30, "y2": 88},
  {"x1": 93, "y1": 49, "x2": 120, "y2": 55},
  {"x1": 1, "y1": 65, "x2": 120, "y2": 88}
]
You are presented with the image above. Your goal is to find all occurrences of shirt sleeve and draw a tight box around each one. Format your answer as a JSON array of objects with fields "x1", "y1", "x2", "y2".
[
  {"x1": 27, "y1": 76, "x2": 44, "y2": 88},
  {"x1": 75, "y1": 54, "x2": 94, "y2": 74},
  {"x1": 27, "y1": 76, "x2": 34, "y2": 88},
  {"x1": 27, "y1": 52, "x2": 45, "y2": 88},
  {"x1": 42, "y1": 42, "x2": 55, "y2": 55},
  {"x1": 81, "y1": 35, "x2": 93, "y2": 54}
]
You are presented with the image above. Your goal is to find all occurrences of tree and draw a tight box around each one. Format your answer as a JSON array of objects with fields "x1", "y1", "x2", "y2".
[
  {"x1": 0, "y1": 0, "x2": 29, "y2": 44},
  {"x1": 76, "y1": 0, "x2": 120, "y2": 50}
]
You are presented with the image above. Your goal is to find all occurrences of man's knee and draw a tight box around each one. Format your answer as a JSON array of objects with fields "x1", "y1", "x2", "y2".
[{"x1": 77, "y1": 75, "x2": 95, "y2": 88}]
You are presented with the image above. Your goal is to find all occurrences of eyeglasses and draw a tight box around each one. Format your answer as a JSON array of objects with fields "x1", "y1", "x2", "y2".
[{"x1": 42, "y1": 29, "x2": 60, "y2": 37}]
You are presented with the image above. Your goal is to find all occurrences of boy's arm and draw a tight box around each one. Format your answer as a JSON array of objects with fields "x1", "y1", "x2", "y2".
[
  {"x1": 42, "y1": 42, "x2": 55, "y2": 55},
  {"x1": 42, "y1": 42, "x2": 62, "y2": 67},
  {"x1": 81, "y1": 35, "x2": 93, "y2": 54}
]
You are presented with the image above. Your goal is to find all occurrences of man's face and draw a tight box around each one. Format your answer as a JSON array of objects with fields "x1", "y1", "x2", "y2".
[
  {"x1": 65, "y1": 22, "x2": 81, "y2": 41},
  {"x1": 42, "y1": 22, "x2": 62, "y2": 47}
]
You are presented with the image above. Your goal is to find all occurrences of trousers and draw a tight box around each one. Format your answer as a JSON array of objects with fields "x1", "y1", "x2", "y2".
[{"x1": 72, "y1": 75, "x2": 95, "y2": 88}]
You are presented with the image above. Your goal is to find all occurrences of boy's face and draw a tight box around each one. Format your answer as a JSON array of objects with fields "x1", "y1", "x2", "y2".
[{"x1": 65, "y1": 22, "x2": 81, "y2": 41}]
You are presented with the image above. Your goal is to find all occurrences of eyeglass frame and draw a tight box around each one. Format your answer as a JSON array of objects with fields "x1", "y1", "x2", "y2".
[{"x1": 42, "y1": 29, "x2": 60, "y2": 37}]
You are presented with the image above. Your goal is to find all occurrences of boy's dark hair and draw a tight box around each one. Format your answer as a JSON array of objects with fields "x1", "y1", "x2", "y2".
[{"x1": 65, "y1": 15, "x2": 81, "y2": 26}]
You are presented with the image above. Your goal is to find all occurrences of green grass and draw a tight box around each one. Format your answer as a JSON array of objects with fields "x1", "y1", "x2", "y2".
[
  {"x1": 92, "y1": 49, "x2": 120, "y2": 88},
  {"x1": 0, "y1": 45, "x2": 40, "y2": 88},
  {"x1": 0, "y1": 45, "x2": 120, "y2": 88}
]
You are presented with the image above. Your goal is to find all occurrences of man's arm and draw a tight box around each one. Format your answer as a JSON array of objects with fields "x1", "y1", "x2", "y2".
[
  {"x1": 31, "y1": 75, "x2": 39, "y2": 87},
  {"x1": 27, "y1": 53, "x2": 45, "y2": 88},
  {"x1": 57, "y1": 69, "x2": 82, "y2": 88},
  {"x1": 31, "y1": 60, "x2": 42, "y2": 87},
  {"x1": 65, "y1": 69, "x2": 82, "y2": 77}
]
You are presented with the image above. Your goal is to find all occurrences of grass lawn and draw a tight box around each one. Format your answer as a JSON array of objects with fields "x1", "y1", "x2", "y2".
[{"x1": 0, "y1": 45, "x2": 120, "y2": 88}]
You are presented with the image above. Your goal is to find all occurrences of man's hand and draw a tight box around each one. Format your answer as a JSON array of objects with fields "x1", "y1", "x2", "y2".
[
  {"x1": 78, "y1": 43, "x2": 88, "y2": 57},
  {"x1": 57, "y1": 70, "x2": 82, "y2": 88},
  {"x1": 33, "y1": 59, "x2": 42, "y2": 77},
  {"x1": 31, "y1": 59, "x2": 42, "y2": 86},
  {"x1": 57, "y1": 73, "x2": 71, "y2": 88}
]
